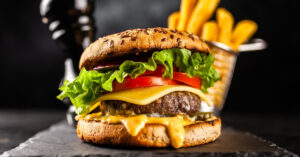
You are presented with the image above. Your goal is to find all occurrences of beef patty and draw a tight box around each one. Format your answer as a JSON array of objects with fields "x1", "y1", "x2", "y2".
[{"x1": 101, "y1": 91, "x2": 201, "y2": 116}]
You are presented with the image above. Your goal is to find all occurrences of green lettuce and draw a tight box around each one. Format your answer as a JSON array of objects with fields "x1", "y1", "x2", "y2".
[{"x1": 57, "y1": 48, "x2": 220, "y2": 115}]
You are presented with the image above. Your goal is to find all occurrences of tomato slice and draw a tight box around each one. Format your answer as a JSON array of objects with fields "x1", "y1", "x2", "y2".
[
  {"x1": 141, "y1": 65, "x2": 165, "y2": 76},
  {"x1": 173, "y1": 72, "x2": 202, "y2": 89},
  {"x1": 142, "y1": 65, "x2": 202, "y2": 89},
  {"x1": 113, "y1": 76, "x2": 180, "y2": 92},
  {"x1": 112, "y1": 64, "x2": 202, "y2": 91}
]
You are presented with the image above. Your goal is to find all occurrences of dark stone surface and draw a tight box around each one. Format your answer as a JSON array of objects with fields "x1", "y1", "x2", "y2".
[
  {"x1": 222, "y1": 113, "x2": 300, "y2": 155},
  {"x1": 1, "y1": 120, "x2": 297, "y2": 157},
  {"x1": 1, "y1": 110, "x2": 299, "y2": 156},
  {"x1": 0, "y1": 109, "x2": 65, "y2": 154}
]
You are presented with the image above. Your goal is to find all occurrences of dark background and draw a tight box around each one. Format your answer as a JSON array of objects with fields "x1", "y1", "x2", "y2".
[{"x1": 0, "y1": 0, "x2": 298, "y2": 113}]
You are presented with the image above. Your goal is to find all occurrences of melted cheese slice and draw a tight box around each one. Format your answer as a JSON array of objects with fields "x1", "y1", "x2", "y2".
[
  {"x1": 80, "y1": 114, "x2": 216, "y2": 148},
  {"x1": 89, "y1": 85, "x2": 213, "y2": 112}
]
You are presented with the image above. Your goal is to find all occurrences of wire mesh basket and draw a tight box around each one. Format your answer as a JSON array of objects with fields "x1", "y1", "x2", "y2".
[{"x1": 205, "y1": 39, "x2": 267, "y2": 113}]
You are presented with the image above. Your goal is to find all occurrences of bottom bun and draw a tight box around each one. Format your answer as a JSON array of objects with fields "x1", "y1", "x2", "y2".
[{"x1": 77, "y1": 117, "x2": 221, "y2": 148}]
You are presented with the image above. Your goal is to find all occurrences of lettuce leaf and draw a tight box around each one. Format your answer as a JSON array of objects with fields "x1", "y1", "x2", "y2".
[{"x1": 57, "y1": 48, "x2": 220, "y2": 115}]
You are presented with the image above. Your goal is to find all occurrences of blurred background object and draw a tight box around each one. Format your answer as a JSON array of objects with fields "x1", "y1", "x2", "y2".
[
  {"x1": 40, "y1": 0, "x2": 95, "y2": 74},
  {"x1": 39, "y1": 0, "x2": 96, "y2": 123},
  {"x1": 0, "y1": 0, "x2": 298, "y2": 114}
]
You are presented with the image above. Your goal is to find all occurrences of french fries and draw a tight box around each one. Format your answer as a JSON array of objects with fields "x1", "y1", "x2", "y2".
[
  {"x1": 167, "y1": 0, "x2": 258, "y2": 51},
  {"x1": 168, "y1": 12, "x2": 180, "y2": 29},
  {"x1": 231, "y1": 20, "x2": 258, "y2": 50},
  {"x1": 186, "y1": 0, "x2": 220, "y2": 35},
  {"x1": 202, "y1": 21, "x2": 218, "y2": 41},
  {"x1": 216, "y1": 8, "x2": 234, "y2": 45},
  {"x1": 177, "y1": 0, "x2": 196, "y2": 31}
]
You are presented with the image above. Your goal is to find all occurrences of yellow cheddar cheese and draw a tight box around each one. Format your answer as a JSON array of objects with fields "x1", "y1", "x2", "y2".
[{"x1": 89, "y1": 85, "x2": 213, "y2": 113}]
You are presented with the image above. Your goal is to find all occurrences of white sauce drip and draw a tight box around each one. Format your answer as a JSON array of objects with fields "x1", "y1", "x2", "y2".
[{"x1": 199, "y1": 101, "x2": 214, "y2": 112}]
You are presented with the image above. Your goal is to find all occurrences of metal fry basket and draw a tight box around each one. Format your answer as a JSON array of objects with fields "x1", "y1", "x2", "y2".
[{"x1": 205, "y1": 39, "x2": 267, "y2": 113}]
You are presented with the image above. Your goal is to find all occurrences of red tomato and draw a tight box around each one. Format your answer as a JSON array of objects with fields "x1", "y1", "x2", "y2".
[
  {"x1": 113, "y1": 76, "x2": 180, "y2": 92},
  {"x1": 141, "y1": 65, "x2": 165, "y2": 76},
  {"x1": 142, "y1": 65, "x2": 202, "y2": 89},
  {"x1": 173, "y1": 72, "x2": 202, "y2": 89},
  {"x1": 112, "y1": 64, "x2": 202, "y2": 91}
]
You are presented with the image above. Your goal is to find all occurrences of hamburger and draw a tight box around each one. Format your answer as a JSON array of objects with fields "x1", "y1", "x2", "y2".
[{"x1": 57, "y1": 27, "x2": 221, "y2": 148}]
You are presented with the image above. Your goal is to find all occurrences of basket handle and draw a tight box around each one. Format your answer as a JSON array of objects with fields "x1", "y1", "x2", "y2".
[{"x1": 238, "y1": 38, "x2": 267, "y2": 52}]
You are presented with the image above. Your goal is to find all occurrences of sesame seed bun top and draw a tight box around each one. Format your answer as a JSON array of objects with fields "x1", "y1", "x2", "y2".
[{"x1": 79, "y1": 27, "x2": 210, "y2": 70}]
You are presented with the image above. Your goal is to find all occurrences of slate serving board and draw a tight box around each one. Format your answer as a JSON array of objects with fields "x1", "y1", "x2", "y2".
[{"x1": 1, "y1": 121, "x2": 297, "y2": 157}]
